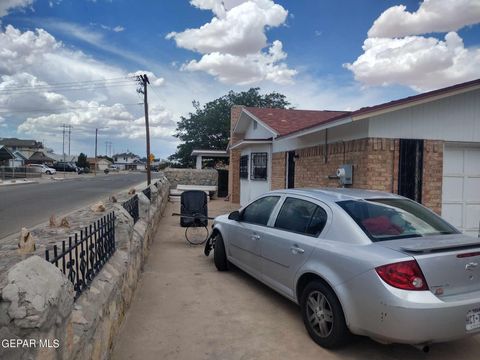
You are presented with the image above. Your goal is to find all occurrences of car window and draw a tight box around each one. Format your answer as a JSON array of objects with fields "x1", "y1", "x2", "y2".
[
  {"x1": 242, "y1": 196, "x2": 280, "y2": 226},
  {"x1": 338, "y1": 198, "x2": 458, "y2": 241},
  {"x1": 274, "y1": 198, "x2": 327, "y2": 236}
]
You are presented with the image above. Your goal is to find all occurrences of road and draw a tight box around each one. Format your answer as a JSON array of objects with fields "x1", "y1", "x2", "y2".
[{"x1": 0, "y1": 173, "x2": 160, "y2": 239}]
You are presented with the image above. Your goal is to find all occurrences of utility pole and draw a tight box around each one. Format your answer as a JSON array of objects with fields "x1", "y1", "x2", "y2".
[
  {"x1": 137, "y1": 74, "x2": 151, "y2": 185},
  {"x1": 94, "y1": 128, "x2": 98, "y2": 176},
  {"x1": 62, "y1": 124, "x2": 66, "y2": 177},
  {"x1": 67, "y1": 125, "x2": 72, "y2": 157}
]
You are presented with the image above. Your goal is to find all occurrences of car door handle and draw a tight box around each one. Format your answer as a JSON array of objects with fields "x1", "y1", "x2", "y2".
[
  {"x1": 251, "y1": 234, "x2": 260, "y2": 241},
  {"x1": 290, "y1": 246, "x2": 305, "y2": 254}
]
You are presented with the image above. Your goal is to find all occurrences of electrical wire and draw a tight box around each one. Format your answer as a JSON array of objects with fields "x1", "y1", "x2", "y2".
[{"x1": 0, "y1": 102, "x2": 143, "y2": 114}]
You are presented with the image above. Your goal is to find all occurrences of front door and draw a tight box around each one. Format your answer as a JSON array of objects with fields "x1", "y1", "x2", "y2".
[
  {"x1": 398, "y1": 139, "x2": 423, "y2": 203},
  {"x1": 287, "y1": 151, "x2": 295, "y2": 188}
]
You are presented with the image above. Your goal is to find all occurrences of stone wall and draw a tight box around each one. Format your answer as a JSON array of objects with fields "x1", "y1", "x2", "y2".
[
  {"x1": 163, "y1": 168, "x2": 218, "y2": 190},
  {"x1": 0, "y1": 177, "x2": 170, "y2": 360}
]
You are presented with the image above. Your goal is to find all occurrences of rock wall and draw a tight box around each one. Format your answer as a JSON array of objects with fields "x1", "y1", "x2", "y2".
[
  {"x1": 0, "y1": 176, "x2": 170, "y2": 360},
  {"x1": 164, "y1": 168, "x2": 218, "y2": 189}
]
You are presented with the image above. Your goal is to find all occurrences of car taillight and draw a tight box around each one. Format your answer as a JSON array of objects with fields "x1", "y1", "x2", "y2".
[{"x1": 375, "y1": 260, "x2": 428, "y2": 291}]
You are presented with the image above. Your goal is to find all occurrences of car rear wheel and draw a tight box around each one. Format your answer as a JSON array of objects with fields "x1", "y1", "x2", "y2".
[
  {"x1": 46, "y1": 170, "x2": 51, "y2": 175},
  {"x1": 300, "y1": 281, "x2": 350, "y2": 348},
  {"x1": 213, "y1": 233, "x2": 229, "y2": 271}
]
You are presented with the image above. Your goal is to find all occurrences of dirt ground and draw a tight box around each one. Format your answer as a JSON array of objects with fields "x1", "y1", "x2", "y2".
[{"x1": 111, "y1": 200, "x2": 480, "y2": 360}]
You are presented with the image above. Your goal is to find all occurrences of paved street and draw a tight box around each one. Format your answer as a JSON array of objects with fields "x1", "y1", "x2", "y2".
[{"x1": 0, "y1": 172, "x2": 160, "y2": 239}]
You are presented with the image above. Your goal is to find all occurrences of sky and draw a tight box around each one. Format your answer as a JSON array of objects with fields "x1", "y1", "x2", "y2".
[{"x1": 0, "y1": 0, "x2": 479, "y2": 159}]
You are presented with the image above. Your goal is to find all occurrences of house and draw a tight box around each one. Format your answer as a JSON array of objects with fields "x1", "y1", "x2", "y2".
[
  {"x1": 47, "y1": 153, "x2": 78, "y2": 163},
  {"x1": 26, "y1": 151, "x2": 55, "y2": 165},
  {"x1": 112, "y1": 152, "x2": 145, "y2": 170},
  {"x1": 229, "y1": 78, "x2": 480, "y2": 237},
  {"x1": 87, "y1": 157, "x2": 112, "y2": 171},
  {"x1": 0, "y1": 145, "x2": 15, "y2": 166},
  {"x1": 0, "y1": 138, "x2": 43, "y2": 159}
]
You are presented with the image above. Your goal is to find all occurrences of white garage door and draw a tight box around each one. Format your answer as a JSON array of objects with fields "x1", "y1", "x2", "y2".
[{"x1": 442, "y1": 144, "x2": 480, "y2": 237}]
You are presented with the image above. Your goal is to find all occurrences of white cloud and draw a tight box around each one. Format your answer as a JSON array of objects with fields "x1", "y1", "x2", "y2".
[
  {"x1": 0, "y1": 0, "x2": 33, "y2": 17},
  {"x1": 167, "y1": 0, "x2": 296, "y2": 85},
  {"x1": 345, "y1": 32, "x2": 480, "y2": 91},
  {"x1": 184, "y1": 40, "x2": 296, "y2": 84},
  {"x1": 368, "y1": 0, "x2": 480, "y2": 38},
  {"x1": 0, "y1": 25, "x2": 176, "y2": 155},
  {"x1": 127, "y1": 71, "x2": 165, "y2": 87},
  {"x1": 113, "y1": 26, "x2": 124, "y2": 32},
  {"x1": 346, "y1": 0, "x2": 480, "y2": 91},
  {"x1": 0, "y1": 116, "x2": 6, "y2": 127}
]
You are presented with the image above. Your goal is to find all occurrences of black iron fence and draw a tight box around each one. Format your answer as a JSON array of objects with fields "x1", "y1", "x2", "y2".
[
  {"x1": 142, "y1": 187, "x2": 151, "y2": 201},
  {"x1": 45, "y1": 212, "x2": 116, "y2": 300},
  {"x1": 122, "y1": 194, "x2": 139, "y2": 223}
]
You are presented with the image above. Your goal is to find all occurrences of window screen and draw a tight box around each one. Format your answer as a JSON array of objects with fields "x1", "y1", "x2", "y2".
[
  {"x1": 251, "y1": 152, "x2": 268, "y2": 180},
  {"x1": 239, "y1": 155, "x2": 248, "y2": 179}
]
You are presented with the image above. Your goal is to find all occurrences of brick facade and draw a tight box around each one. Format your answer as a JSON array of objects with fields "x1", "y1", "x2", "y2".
[
  {"x1": 270, "y1": 138, "x2": 444, "y2": 213},
  {"x1": 422, "y1": 140, "x2": 444, "y2": 214},
  {"x1": 271, "y1": 152, "x2": 286, "y2": 190}
]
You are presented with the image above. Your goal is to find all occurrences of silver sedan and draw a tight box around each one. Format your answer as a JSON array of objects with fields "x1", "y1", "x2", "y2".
[{"x1": 205, "y1": 188, "x2": 480, "y2": 350}]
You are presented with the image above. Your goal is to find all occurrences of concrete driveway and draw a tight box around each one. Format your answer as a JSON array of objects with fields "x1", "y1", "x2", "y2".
[{"x1": 112, "y1": 200, "x2": 480, "y2": 360}]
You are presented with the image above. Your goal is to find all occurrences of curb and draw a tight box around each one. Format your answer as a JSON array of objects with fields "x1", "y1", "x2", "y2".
[{"x1": 0, "y1": 181, "x2": 39, "y2": 187}]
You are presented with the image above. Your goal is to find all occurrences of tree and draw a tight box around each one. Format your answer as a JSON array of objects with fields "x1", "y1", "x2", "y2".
[
  {"x1": 169, "y1": 88, "x2": 291, "y2": 167},
  {"x1": 76, "y1": 153, "x2": 89, "y2": 169}
]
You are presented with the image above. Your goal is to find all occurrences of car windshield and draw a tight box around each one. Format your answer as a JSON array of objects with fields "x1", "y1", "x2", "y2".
[{"x1": 338, "y1": 198, "x2": 458, "y2": 241}]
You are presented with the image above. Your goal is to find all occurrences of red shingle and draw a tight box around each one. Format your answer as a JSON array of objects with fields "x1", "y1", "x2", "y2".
[{"x1": 244, "y1": 107, "x2": 350, "y2": 136}]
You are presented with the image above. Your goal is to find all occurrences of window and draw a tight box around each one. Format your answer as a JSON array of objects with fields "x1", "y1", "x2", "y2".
[
  {"x1": 242, "y1": 196, "x2": 280, "y2": 226},
  {"x1": 253, "y1": 120, "x2": 258, "y2": 130},
  {"x1": 275, "y1": 198, "x2": 327, "y2": 236},
  {"x1": 239, "y1": 155, "x2": 248, "y2": 179},
  {"x1": 338, "y1": 198, "x2": 458, "y2": 242},
  {"x1": 251, "y1": 152, "x2": 268, "y2": 180}
]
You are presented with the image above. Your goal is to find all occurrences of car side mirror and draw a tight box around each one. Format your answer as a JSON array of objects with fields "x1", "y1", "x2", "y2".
[{"x1": 228, "y1": 210, "x2": 241, "y2": 221}]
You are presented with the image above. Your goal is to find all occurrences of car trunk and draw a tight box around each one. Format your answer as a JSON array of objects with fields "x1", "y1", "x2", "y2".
[{"x1": 377, "y1": 234, "x2": 480, "y2": 297}]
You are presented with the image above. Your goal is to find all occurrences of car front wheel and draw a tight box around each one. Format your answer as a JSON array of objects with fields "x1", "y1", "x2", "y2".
[
  {"x1": 46, "y1": 171, "x2": 51, "y2": 175},
  {"x1": 300, "y1": 280, "x2": 350, "y2": 349},
  {"x1": 213, "y1": 233, "x2": 229, "y2": 271}
]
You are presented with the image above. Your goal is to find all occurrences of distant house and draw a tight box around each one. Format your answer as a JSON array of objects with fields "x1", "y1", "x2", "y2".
[
  {"x1": 87, "y1": 157, "x2": 112, "y2": 171},
  {"x1": 27, "y1": 151, "x2": 55, "y2": 165},
  {"x1": 0, "y1": 145, "x2": 15, "y2": 166},
  {"x1": 0, "y1": 138, "x2": 43, "y2": 159},
  {"x1": 112, "y1": 152, "x2": 144, "y2": 170},
  {"x1": 47, "y1": 153, "x2": 78, "y2": 163}
]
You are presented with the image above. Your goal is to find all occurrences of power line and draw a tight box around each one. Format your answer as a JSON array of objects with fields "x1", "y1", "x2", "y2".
[
  {"x1": 0, "y1": 102, "x2": 143, "y2": 114},
  {"x1": 0, "y1": 77, "x2": 137, "y2": 92},
  {"x1": 0, "y1": 82, "x2": 137, "y2": 95}
]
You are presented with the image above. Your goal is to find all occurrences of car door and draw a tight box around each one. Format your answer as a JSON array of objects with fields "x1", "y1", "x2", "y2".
[
  {"x1": 259, "y1": 196, "x2": 330, "y2": 298},
  {"x1": 227, "y1": 195, "x2": 281, "y2": 276}
]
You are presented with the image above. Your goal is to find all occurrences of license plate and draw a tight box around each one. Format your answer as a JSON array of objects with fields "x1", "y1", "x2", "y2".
[{"x1": 466, "y1": 308, "x2": 480, "y2": 331}]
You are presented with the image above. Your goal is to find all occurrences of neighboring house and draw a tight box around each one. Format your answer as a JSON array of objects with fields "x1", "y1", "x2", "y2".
[
  {"x1": 0, "y1": 138, "x2": 43, "y2": 159},
  {"x1": 229, "y1": 78, "x2": 480, "y2": 237},
  {"x1": 87, "y1": 157, "x2": 112, "y2": 171},
  {"x1": 0, "y1": 145, "x2": 15, "y2": 166},
  {"x1": 47, "y1": 153, "x2": 78, "y2": 163},
  {"x1": 11, "y1": 151, "x2": 28, "y2": 167},
  {"x1": 26, "y1": 151, "x2": 55, "y2": 165},
  {"x1": 112, "y1": 152, "x2": 144, "y2": 170}
]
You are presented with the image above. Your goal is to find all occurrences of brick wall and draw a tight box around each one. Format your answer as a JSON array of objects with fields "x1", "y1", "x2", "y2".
[
  {"x1": 422, "y1": 140, "x2": 444, "y2": 214},
  {"x1": 229, "y1": 105, "x2": 244, "y2": 203},
  {"x1": 271, "y1": 152, "x2": 286, "y2": 190},
  {"x1": 293, "y1": 138, "x2": 398, "y2": 192}
]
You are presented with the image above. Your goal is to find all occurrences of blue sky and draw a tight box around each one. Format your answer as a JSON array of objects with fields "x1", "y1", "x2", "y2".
[{"x1": 0, "y1": 0, "x2": 479, "y2": 159}]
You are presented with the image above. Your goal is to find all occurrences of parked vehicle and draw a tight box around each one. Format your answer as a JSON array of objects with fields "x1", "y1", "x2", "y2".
[
  {"x1": 108, "y1": 165, "x2": 120, "y2": 172},
  {"x1": 52, "y1": 162, "x2": 81, "y2": 173},
  {"x1": 207, "y1": 188, "x2": 480, "y2": 350},
  {"x1": 29, "y1": 164, "x2": 56, "y2": 175}
]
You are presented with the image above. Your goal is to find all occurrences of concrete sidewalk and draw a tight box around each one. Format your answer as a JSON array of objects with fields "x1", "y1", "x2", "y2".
[{"x1": 111, "y1": 200, "x2": 480, "y2": 360}]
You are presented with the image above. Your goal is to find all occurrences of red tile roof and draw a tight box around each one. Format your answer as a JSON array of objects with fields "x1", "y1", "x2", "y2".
[{"x1": 244, "y1": 107, "x2": 350, "y2": 136}]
